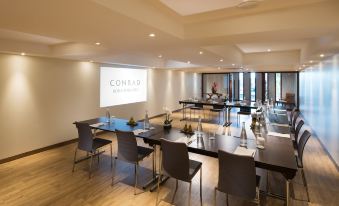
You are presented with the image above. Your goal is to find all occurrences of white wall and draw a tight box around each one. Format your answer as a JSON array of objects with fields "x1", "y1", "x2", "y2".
[
  {"x1": 0, "y1": 53, "x2": 201, "y2": 160},
  {"x1": 300, "y1": 54, "x2": 339, "y2": 166}
]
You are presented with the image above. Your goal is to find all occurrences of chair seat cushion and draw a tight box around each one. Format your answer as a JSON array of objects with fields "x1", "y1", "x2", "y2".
[
  {"x1": 92, "y1": 138, "x2": 112, "y2": 150},
  {"x1": 210, "y1": 109, "x2": 223, "y2": 112},
  {"x1": 188, "y1": 159, "x2": 202, "y2": 180},
  {"x1": 191, "y1": 107, "x2": 203, "y2": 110},
  {"x1": 137, "y1": 146, "x2": 154, "y2": 161}
]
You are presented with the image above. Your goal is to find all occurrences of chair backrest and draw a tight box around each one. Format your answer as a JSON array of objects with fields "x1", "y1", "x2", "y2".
[
  {"x1": 75, "y1": 122, "x2": 94, "y2": 152},
  {"x1": 116, "y1": 130, "x2": 138, "y2": 163},
  {"x1": 297, "y1": 130, "x2": 311, "y2": 166},
  {"x1": 294, "y1": 119, "x2": 304, "y2": 143},
  {"x1": 290, "y1": 107, "x2": 297, "y2": 123},
  {"x1": 292, "y1": 111, "x2": 300, "y2": 128},
  {"x1": 160, "y1": 139, "x2": 189, "y2": 181},
  {"x1": 217, "y1": 150, "x2": 256, "y2": 200}
]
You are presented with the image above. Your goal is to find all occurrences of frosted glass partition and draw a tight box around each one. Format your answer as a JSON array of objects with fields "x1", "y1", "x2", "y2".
[{"x1": 300, "y1": 54, "x2": 339, "y2": 166}]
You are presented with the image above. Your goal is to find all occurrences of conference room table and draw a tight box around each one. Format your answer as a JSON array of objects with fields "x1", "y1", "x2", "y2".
[
  {"x1": 78, "y1": 112, "x2": 297, "y2": 205},
  {"x1": 179, "y1": 99, "x2": 258, "y2": 126}
]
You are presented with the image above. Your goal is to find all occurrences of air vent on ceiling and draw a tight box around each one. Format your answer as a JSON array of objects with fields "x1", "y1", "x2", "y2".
[{"x1": 237, "y1": 0, "x2": 261, "y2": 9}]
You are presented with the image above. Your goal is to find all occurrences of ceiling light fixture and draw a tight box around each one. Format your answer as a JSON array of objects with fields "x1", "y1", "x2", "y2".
[
  {"x1": 95, "y1": 42, "x2": 101, "y2": 45},
  {"x1": 219, "y1": 59, "x2": 224, "y2": 62},
  {"x1": 158, "y1": 55, "x2": 162, "y2": 58},
  {"x1": 149, "y1": 33, "x2": 155, "y2": 37},
  {"x1": 218, "y1": 67, "x2": 221, "y2": 70},
  {"x1": 187, "y1": 61, "x2": 191, "y2": 64},
  {"x1": 320, "y1": 54, "x2": 325, "y2": 58},
  {"x1": 267, "y1": 49, "x2": 271, "y2": 52},
  {"x1": 309, "y1": 60, "x2": 313, "y2": 63},
  {"x1": 20, "y1": 52, "x2": 26, "y2": 56},
  {"x1": 232, "y1": 64, "x2": 235, "y2": 66},
  {"x1": 199, "y1": 51, "x2": 203, "y2": 55}
]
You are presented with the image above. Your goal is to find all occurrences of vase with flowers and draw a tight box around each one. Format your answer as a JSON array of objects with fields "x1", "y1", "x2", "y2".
[
  {"x1": 163, "y1": 106, "x2": 173, "y2": 129},
  {"x1": 211, "y1": 82, "x2": 218, "y2": 94}
]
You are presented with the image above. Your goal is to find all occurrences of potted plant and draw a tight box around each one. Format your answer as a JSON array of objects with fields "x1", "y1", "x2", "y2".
[{"x1": 163, "y1": 106, "x2": 173, "y2": 129}]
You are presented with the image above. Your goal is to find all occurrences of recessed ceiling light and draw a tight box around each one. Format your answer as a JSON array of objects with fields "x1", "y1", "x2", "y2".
[
  {"x1": 187, "y1": 61, "x2": 191, "y2": 64},
  {"x1": 232, "y1": 63, "x2": 235, "y2": 66},
  {"x1": 267, "y1": 49, "x2": 271, "y2": 52},
  {"x1": 95, "y1": 42, "x2": 101, "y2": 45},
  {"x1": 302, "y1": 64, "x2": 306, "y2": 67},
  {"x1": 20, "y1": 52, "x2": 26, "y2": 56},
  {"x1": 158, "y1": 54, "x2": 162, "y2": 58},
  {"x1": 309, "y1": 60, "x2": 313, "y2": 63},
  {"x1": 219, "y1": 59, "x2": 223, "y2": 62},
  {"x1": 199, "y1": 51, "x2": 203, "y2": 55},
  {"x1": 218, "y1": 67, "x2": 221, "y2": 70},
  {"x1": 149, "y1": 33, "x2": 155, "y2": 37},
  {"x1": 320, "y1": 54, "x2": 325, "y2": 58}
]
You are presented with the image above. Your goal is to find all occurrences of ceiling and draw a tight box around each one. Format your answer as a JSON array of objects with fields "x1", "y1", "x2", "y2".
[{"x1": 0, "y1": 0, "x2": 338, "y2": 72}]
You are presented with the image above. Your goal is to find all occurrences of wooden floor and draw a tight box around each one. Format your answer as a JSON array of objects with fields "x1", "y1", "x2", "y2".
[{"x1": 0, "y1": 109, "x2": 338, "y2": 206}]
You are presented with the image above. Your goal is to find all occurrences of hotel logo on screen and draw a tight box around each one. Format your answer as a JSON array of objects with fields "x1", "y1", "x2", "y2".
[{"x1": 100, "y1": 67, "x2": 147, "y2": 107}]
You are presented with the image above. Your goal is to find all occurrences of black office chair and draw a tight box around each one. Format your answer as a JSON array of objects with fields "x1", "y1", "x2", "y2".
[
  {"x1": 237, "y1": 107, "x2": 251, "y2": 126},
  {"x1": 295, "y1": 130, "x2": 311, "y2": 202},
  {"x1": 290, "y1": 111, "x2": 300, "y2": 133},
  {"x1": 292, "y1": 119, "x2": 304, "y2": 148},
  {"x1": 112, "y1": 130, "x2": 154, "y2": 195},
  {"x1": 209, "y1": 104, "x2": 224, "y2": 124},
  {"x1": 289, "y1": 107, "x2": 298, "y2": 124},
  {"x1": 215, "y1": 150, "x2": 260, "y2": 206},
  {"x1": 156, "y1": 138, "x2": 202, "y2": 206},
  {"x1": 190, "y1": 103, "x2": 205, "y2": 121},
  {"x1": 73, "y1": 122, "x2": 113, "y2": 179}
]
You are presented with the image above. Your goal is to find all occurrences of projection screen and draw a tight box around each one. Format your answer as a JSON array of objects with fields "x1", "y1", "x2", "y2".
[{"x1": 100, "y1": 67, "x2": 147, "y2": 107}]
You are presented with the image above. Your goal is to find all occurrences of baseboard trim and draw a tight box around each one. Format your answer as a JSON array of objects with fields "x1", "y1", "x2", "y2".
[{"x1": 0, "y1": 138, "x2": 77, "y2": 164}]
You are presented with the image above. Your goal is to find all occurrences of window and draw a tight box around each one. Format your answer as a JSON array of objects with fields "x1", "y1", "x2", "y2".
[
  {"x1": 250, "y1": 72, "x2": 256, "y2": 101},
  {"x1": 239, "y1": 73, "x2": 243, "y2": 100},
  {"x1": 276, "y1": 73, "x2": 281, "y2": 101}
]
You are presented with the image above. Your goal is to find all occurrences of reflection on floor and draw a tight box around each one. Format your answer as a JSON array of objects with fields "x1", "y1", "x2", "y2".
[{"x1": 0, "y1": 109, "x2": 338, "y2": 206}]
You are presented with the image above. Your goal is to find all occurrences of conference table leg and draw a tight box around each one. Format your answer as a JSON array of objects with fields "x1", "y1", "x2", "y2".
[
  {"x1": 223, "y1": 107, "x2": 232, "y2": 127},
  {"x1": 286, "y1": 180, "x2": 291, "y2": 206}
]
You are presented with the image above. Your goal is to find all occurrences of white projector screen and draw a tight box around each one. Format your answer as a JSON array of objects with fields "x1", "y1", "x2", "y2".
[{"x1": 100, "y1": 67, "x2": 147, "y2": 107}]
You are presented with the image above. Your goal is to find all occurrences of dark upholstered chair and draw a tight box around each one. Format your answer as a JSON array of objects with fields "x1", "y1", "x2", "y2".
[
  {"x1": 295, "y1": 130, "x2": 312, "y2": 202},
  {"x1": 290, "y1": 111, "x2": 300, "y2": 133},
  {"x1": 73, "y1": 122, "x2": 112, "y2": 179},
  {"x1": 156, "y1": 139, "x2": 202, "y2": 206},
  {"x1": 215, "y1": 150, "x2": 260, "y2": 206},
  {"x1": 209, "y1": 104, "x2": 225, "y2": 124},
  {"x1": 292, "y1": 119, "x2": 304, "y2": 147},
  {"x1": 190, "y1": 103, "x2": 205, "y2": 121},
  {"x1": 112, "y1": 130, "x2": 154, "y2": 195},
  {"x1": 237, "y1": 107, "x2": 251, "y2": 126}
]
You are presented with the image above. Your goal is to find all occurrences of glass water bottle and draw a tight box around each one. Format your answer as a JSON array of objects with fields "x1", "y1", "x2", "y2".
[
  {"x1": 105, "y1": 108, "x2": 111, "y2": 124},
  {"x1": 144, "y1": 110, "x2": 150, "y2": 130},
  {"x1": 240, "y1": 122, "x2": 247, "y2": 147}
]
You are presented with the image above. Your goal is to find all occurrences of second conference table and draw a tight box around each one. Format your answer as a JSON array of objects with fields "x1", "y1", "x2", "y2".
[
  {"x1": 79, "y1": 115, "x2": 297, "y2": 206},
  {"x1": 179, "y1": 99, "x2": 258, "y2": 126}
]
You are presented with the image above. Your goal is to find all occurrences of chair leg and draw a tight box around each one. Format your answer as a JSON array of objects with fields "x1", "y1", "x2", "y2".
[
  {"x1": 200, "y1": 167, "x2": 203, "y2": 206},
  {"x1": 97, "y1": 149, "x2": 100, "y2": 164},
  {"x1": 214, "y1": 188, "x2": 217, "y2": 206},
  {"x1": 110, "y1": 144, "x2": 113, "y2": 169},
  {"x1": 256, "y1": 186, "x2": 260, "y2": 205},
  {"x1": 89, "y1": 153, "x2": 93, "y2": 179},
  {"x1": 134, "y1": 163, "x2": 138, "y2": 195},
  {"x1": 155, "y1": 151, "x2": 163, "y2": 206},
  {"x1": 301, "y1": 168, "x2": 310, "y2": 202},
  {"x1": 72, "y1": 148, "x2": 77, "y2": 172},
  {"x1": 226, "y1": 193, "x2": 229, "y2": 206},
  {"x1": 171, "y1": 179, "x2": 178, "y2": 204},
  {"x1": 188, "y1": 182, "x2": 192, "y2": 206},
  {"x1": 111, "y1": 157, "x2": 117, "y2": 186}
]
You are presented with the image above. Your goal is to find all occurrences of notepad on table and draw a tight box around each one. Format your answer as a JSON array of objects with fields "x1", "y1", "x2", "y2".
[
  {"x1": 90, "y1": 123, "x2": 105, "y2": 128},
  {"x1": 233, "y1": 146, "x2": 256, "y2": 157},
  {"x1": 133, "y1": 129, "x2": 148, "y2": 135},
  {"x1": 267, "y1": 132, "x2": 290, "y2": 138},
  {"x1": 175, "y1": 136, "x2": 197, "y2": 145}
]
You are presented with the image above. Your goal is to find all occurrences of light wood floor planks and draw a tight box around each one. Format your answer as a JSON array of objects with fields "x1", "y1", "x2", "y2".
[{"x1": 0, "y1": 109, "x2": 338, "y2": 206}]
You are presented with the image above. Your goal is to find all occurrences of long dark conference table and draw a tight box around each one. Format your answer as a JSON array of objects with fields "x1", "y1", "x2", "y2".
[
  {"x1": 78, "y1": 113, "x2": 297, "y2": 206},
  {"x1": 179, "y1": 99, "x2": 258, "y2": 126}
]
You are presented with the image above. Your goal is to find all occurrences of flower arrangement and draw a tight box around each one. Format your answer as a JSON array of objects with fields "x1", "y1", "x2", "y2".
[
  {"x1": 163, "y1": 106, "x2": 173, "y2": 129},
  {"x1": 211, "y1": 82, "x2": 218, "y2": 94}
]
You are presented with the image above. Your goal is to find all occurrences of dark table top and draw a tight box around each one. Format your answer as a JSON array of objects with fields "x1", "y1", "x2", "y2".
[
  {"x1": 78, "y1": 114, "x2": 297, "y2": 179},
  {"x1": 179, "y1": 99, "x2": 258, "y2": 109}
]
